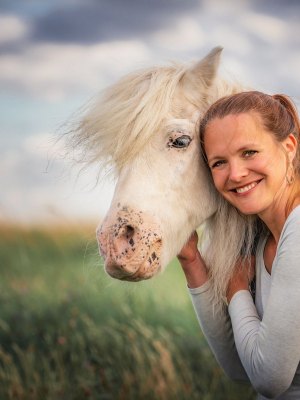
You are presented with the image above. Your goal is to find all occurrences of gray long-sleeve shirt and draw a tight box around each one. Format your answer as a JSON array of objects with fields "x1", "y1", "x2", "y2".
[{"x1": 190, "y1": 205, "x2": 300, "y2": 399}]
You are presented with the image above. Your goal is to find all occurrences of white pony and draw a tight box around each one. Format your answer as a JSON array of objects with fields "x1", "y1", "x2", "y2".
[{"x1": 69, "y1": 47, "x2": 256, "y2": 304}]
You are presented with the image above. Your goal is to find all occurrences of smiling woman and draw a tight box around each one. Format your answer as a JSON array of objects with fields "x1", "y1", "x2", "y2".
[
  {"x1": 178, "y1": 90, "x2": 300, "y2": 400},
  {"x1": 203, "y1": 112, "x2": 294, "y2": 216},
  {"x1": 200, "y1": 91, "x2": 300, "y2": 217}
]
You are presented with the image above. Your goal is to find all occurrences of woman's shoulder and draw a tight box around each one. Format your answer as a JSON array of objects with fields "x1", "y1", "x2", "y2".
[
  {"x1": 272, "y1": 204, "x2": 300, "y2": 278},
  {"x1": 288, "y1": 204, "x2": 300, "y2": 219},
  {"x1": 279, "y1": 205, "x2": 300, "y2": 247},
  {"x1": 284, "y1": 204, "x2": 300, "y2": 230}
]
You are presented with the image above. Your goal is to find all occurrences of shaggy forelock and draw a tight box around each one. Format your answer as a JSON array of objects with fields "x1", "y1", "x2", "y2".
[{"x1": 67, "y1": 63, "x2": 190, "y2": 173}]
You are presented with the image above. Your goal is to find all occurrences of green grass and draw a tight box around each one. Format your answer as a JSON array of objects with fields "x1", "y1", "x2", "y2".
[{"x1": 0, "y1": 224, "x2": 255, "y2": 400}]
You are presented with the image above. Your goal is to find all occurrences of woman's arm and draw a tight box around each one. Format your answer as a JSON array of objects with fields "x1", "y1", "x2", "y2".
[
  {"x1": 228, "y1": 210, "x2": 300, "y2": 398},
  {"x1": 226, "y1": 256, "x2": 255, "y2": 303},
  {"x1": 178, "y1": 232, "x2": 249, "y2": 382}
]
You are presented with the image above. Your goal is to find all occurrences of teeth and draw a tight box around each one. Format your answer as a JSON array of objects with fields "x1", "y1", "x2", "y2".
[{"x1": 236, "y1": 182, "x2": 257, "y2": 194}]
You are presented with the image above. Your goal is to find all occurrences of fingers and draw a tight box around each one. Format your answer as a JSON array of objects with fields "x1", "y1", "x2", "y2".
[{"x1": 177, "y1": 231, "x2": 199, "y2": 262}]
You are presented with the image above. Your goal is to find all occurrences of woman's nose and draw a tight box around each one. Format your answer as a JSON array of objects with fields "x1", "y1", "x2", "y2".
[{"x1": 228, "y1": 161, "x2": 248, "y2": 182}]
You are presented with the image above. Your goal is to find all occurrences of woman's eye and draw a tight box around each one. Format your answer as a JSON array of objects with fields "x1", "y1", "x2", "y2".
[
  {"x1": 243, "y1": 150, "x2": 257, "y2": 158},
  {"x1": 211, "y1": 160, "x2": 226, "y2": 169},
  {"x1": 170, "y1": 135, "x2": 192, "y2": 149}
]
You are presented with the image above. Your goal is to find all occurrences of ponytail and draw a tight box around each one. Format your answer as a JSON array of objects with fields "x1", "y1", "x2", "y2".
[{"x1": 272, "y1": 94, "x2": 300, "y2": 138}]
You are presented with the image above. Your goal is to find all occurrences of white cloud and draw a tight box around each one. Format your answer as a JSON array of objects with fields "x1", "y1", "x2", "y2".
[
  {"x1": 0, "y1": 135, "x2": 115, "y2": 224},
  {"x1": 209, "y1": 26, "x2": 253, "y2": 56},
  {"x1": 23, "y1": 132, "x2": 63, "y2": 158},
  {"x1": 152, "y1": 17, "x2": 205, "y2": 52},
  {"x1": 241, "y1": 12, "x2": 289, "y2": 43},
  {"x1": 0, "y1": 14, "x2": 29, "y2": 44},
  {"x1": 201, "y1": 0, "x2": 251, "y2": 14},
  {"x1": 0, "y1": 40, "x2": 152, "y2": 101}
]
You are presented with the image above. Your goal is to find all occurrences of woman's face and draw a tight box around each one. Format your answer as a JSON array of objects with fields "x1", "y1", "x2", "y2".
[{"x1": 204, "y1": 112, "x2": 296, "y2": 217}]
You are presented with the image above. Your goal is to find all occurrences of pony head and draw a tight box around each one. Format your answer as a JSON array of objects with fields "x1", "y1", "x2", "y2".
[{"x1": 70, "y1": 47, "x2": 245, "y2": 285}]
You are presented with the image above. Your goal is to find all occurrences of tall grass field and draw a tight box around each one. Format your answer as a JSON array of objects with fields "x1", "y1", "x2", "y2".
[{"x1": 0, "y1": 223, "x2": 255, "y2": 399}]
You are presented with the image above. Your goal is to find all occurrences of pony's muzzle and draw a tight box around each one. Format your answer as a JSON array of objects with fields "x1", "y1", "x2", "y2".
[{"x1": 97, "y1": 208, "x2": 163, "y2": 280}]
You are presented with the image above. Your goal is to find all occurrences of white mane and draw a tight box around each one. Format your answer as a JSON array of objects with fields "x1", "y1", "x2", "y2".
[
  {"x1": 68, "y1": 64, "x2": 187, "y2": 173},
  {"x1": 203, "y1": 197, "x2": 260, "y2": 306}
]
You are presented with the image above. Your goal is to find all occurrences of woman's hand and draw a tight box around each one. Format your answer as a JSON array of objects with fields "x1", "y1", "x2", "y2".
[
  {"x1": 177, "y1": 231, "x2": 208, "y2": 288},
  {"x1": 177, "y1": 231, "x2": 199, "y2": 264},
  {"x1": 226, "y1": 256, "x2": 255, "y2": 304}
]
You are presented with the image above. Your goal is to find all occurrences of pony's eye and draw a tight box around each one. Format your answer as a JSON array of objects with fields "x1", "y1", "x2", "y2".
[{"x1": 171, "y1": 135, "x2": 192, "y2": 149}]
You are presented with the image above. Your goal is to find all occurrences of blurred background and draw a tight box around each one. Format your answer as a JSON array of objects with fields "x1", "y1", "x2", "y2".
[
  {"x1": 1, "y1": 0, "x2": 300, "y2": 224},
  {"x1": 0, "y1": 0, "x2": 299, "y2": 399}
]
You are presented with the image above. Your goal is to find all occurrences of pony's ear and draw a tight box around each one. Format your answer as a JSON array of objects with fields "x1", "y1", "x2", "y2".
[{"x1": 183, "y1": 46, "x2": 223, "y2": 90}]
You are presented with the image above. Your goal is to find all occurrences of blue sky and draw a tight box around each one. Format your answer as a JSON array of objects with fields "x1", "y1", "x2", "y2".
[{"x1": 1, "y1": 0, "x2": 300, "y2": 224}]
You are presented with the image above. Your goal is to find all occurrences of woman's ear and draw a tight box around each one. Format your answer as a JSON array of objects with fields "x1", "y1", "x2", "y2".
[{"x1": 283, "y1": 133, "x2": 298, "y2": 162}]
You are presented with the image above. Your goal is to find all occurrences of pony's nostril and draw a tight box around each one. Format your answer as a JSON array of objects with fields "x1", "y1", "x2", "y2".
[
  {"x1": 117, "y1": 224, "x2": 135, "y2": 241},
  {"x1": 125, "y1": 225, "x2": 134, "y2": 239},
  {"x1": 114, "y1": 224, "x2": 136, "y2": 255}
]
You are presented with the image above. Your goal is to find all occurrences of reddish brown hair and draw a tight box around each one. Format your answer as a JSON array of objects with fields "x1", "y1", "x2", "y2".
[{"x1": 199, "y1": 90, "x2": 300, "y2": 213}]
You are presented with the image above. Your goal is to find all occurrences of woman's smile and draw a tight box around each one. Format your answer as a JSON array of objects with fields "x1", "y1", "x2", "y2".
[{"x1": 229, "y1": 179, "x2": 263, "y2": 195}]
